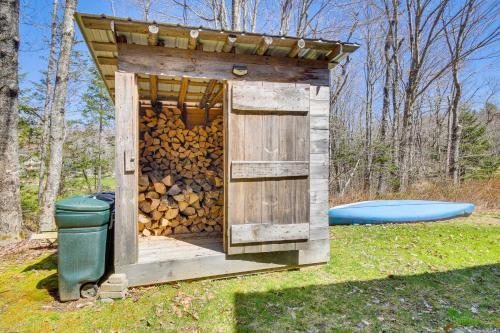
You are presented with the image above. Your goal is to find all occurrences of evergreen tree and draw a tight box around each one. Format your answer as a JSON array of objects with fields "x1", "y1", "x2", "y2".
[
  {"x1": 459, "y1": 108, "x2": 498, "y2": 180},
  {"x1": 80, "y1": 67, "x2": 114, "y2": 192}
]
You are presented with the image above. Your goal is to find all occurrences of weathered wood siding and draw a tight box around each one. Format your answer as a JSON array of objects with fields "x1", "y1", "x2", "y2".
[
  {"x1": 299, "y1": 85, "x2": 330, "y2": 264},
  {"x1": 231, "y1": 161, "x2": 309, "y2": 179},
  {"x1": 226, "y1": 81, "x2": 311, "y2": 255},
  {"x1": 231, "y1": 223, "x2": 309, "y2": 244},
  {"x1": 114, "y1": 72, "x2": 139, "y2": 266},
  {"x1": 117, "y1": 43, "x2": 330, "y2": 86}
]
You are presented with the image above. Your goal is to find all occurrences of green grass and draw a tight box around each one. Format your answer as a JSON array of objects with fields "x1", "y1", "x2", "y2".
[{"x1": 1, "y1": 213, "x2": 498, "y2": 332}]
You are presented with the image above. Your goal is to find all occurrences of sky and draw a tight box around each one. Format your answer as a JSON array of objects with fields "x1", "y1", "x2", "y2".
[
  {"x1": 19, "y1": 1, "x2": 116, "y2": 90},
  {"x1": 19, "y1": 0, "x2": 499, "y2": 118}
]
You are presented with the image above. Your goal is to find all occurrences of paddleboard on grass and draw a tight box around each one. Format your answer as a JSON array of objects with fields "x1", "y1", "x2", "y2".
[{"x1": 328, "y1": 200, "x2": 475, "y2": 225}]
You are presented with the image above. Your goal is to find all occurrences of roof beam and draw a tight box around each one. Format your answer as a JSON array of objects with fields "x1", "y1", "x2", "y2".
[
  {"x1": 149, "y1": 75, "x2": 158, "y2": 103},
  {"x1": 199, "y1": 79, "x2": 217, "y2": 108},
  {"x1": 222, "y1": 34, "x2": 237, "y2": 53},
  {"x1": 109, "y1": 20, "x2": 117, "y2": 44},
  {"x1": 178, "y1": 77, "x2": 189, "y2": 106},
  {"x1": 110, "y1": 88, "x2": 204, "y2": 97},
  {"x1": 92, "y1": 41, "x2": 117, "y2": 52},
  {"x1": 131, "y1": 77, "x2": 209, "y2": 87},
  {"x1": 207, "y1": 86, "x2": 224, "y2": 109},
  {"x1": 117, "y1": 43, "x2": 330, "y2": 86},
  {"x1": 188, "y1": 30, "x2": 199, "y2": 50},
  {"x1": 255, "y1": 36, "x2": 273, "y2": 56},
  {"x1": 148, "y1": 24, "x2": 159, "y2": 46},
  {"x1": 97, "y1": 56, "x2": 118, "y2": 65},
  {"x1": 288, "y1": 39, "x2": 305, "y2": 58},
  {"x1": 147, "y1": 26, "x2": 160, "y2": 104},
  {"x1": 327, "y1": 43, "x2": 343, "y2": 63}
]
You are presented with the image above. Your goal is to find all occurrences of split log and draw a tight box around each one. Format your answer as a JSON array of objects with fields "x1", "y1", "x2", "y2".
[{"x1": 138, "y1": 106, "x2": 224, "y2": 236}]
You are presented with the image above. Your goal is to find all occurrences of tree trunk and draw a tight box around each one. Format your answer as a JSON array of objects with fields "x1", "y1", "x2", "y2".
[
  {"x1": 377, "y1": 2, "x2": 394, "y2": 194},
  {"x1": 231, "y1": 0, "x2": 242, "y2": 31},
  {"x1": 445, "y1": 102, "x2": 452, "y2": 175},
  {"x1": 279, "y1": 0, "x2": 292, "y2": 35},
  {"x1": 81, "y1": 168, "x2": 93, "y2": 193},
  {"x1": 250, "y1": 0, "x2": 259, "y2": 32},
  {"x1": 448, "y1": 63, "x2": 462, "y2": 184},
  {"x1": 97, "y1": 113, "x2": 103, "y2": 192},
  {"x1": 0, "y1": 0, "x2": 22, "y2": 239},
  {"x1": 39, "y1": 0, "x2": 78, "y2": 232},
  {"x1": 37, "y1": 0, "x2": 59, "y2": 206}
]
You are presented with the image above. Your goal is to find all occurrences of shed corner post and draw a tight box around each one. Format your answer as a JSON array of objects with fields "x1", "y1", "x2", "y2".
[{"x1": 114, "y1": 71, "x2": 139, "y2": 268}]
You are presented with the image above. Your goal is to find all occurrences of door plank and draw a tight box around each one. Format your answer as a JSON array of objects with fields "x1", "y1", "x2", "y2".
[
  {"x1": 242, "y1": 113, "x2": 263, "y2": 253},
  {"x1": 231, "y1": 161, "x2": 309, "y2": 179},
  {"x1": 232, "y1": 83, "x2": 310, "y2": 112},
  {"x1": 231, "y1": 223, "x2": 309, "y2": 244}
]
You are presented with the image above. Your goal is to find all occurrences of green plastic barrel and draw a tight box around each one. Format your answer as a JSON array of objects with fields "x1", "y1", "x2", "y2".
[{"x1": 55, "y1": 196, "x2": 111, "y2": 301}]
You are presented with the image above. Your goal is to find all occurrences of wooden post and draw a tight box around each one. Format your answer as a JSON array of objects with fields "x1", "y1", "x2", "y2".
[
  {"x1": 149, "y1": 74, "x2": 158, "y2": 104},
  {"x1": 204, "y1": 106, "x2": 209, "y2": 126},
  {"x1": 114, "y1": 71, "x2": 139, "y2": 267}
]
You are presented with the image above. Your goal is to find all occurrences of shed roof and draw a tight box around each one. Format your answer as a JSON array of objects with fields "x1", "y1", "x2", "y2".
[{"x1": 75, "y1": 12, "x2": 359, "y2": 105}]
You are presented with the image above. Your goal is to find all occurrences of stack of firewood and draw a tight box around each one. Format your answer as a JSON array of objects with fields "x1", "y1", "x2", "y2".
[{"x1": 138, "y1": 106, "x2": 223, "y2": 236}]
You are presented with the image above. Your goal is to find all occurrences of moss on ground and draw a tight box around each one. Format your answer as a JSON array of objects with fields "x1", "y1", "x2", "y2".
[{"x1": 0, "y1": 213, "x2": 498, "y2": 332}]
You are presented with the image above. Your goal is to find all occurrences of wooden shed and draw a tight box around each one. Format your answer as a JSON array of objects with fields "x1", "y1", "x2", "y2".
[{"x1": 76, "y1": 13, "x2": 359, "y2": 288}]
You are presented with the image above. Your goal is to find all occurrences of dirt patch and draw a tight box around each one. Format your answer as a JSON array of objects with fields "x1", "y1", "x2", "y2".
[{"x1": 0, "y1": 239, "x2": 57, "y2": 262}]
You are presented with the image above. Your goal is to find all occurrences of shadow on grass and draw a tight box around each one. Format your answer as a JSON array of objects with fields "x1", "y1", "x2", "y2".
[
  {"x1": 23, "y1": 253, "x2": 59, "y2": 300},
  {"x1": 234, "y1": 264, "x2": 499, "y2": 332},
  {"x1": 23, "y1": 253, "x2": 57, "y2": 272}
]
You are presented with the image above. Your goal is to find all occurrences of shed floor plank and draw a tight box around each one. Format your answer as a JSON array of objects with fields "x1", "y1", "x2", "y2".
[{"x1": 138, "y1": 235, "x2": 224, "y2": 263}]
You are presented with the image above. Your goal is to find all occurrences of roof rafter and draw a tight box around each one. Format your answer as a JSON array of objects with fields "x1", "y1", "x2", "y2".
[
  {"x1": 178, "y1": 77, "x2": 189, "y2": 106},
  {"x1": 255, "y1": 36, "x2": 273, "y2": 56},
  {"x1": 222, "y1": 34, "x2": 237, "y2": 53},
  {"x1": 199, "y1": 79, "x2": 217, "y2": 108},
  {"x1": 288, "y1": 39, "x2": 305, "y2": 58},
  {"x1": 207, "y1": 86, "x2": 224, "y2": 109}
]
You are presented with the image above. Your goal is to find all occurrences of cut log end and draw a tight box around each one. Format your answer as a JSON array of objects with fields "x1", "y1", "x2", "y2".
[{"x1": 138, "y1": 105, "x2": 224, "y2": 237}]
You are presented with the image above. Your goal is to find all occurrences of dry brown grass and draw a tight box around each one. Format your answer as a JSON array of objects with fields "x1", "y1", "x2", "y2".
[{"x1": 331, "y1": 178, "x2": 500, "y2": 211}]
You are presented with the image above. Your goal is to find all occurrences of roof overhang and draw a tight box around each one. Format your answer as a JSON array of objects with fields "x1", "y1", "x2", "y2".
[{"x1": 75, "y1": 12, "x2": 359, "y2": 104}]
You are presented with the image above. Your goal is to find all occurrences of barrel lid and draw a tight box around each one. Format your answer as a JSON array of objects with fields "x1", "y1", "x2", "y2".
[{"x1": 56, "y1": 196, "x2": 110, "y2": 212}]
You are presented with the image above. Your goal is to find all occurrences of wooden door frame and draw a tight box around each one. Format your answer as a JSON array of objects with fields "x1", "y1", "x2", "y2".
[
  {"x1": 114, "y1": 71, "x2": 139, "y2": 268},
  {"x1": 223, "y1": 81, "x2": 230, "y2": 253}
]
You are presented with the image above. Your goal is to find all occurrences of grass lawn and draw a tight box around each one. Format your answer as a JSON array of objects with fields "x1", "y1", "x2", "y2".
[{"x1": 0, "y1": 213, "x2": 498, "y2": 332}]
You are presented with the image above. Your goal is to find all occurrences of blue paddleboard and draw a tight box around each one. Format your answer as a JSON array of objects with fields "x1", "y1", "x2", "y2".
[{"x1": 328, "y1": 200, "x2": 475, "y2": 225}]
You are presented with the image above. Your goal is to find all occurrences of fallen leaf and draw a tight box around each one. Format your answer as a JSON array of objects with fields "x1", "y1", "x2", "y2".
[{"x1": 443, "y1": 323, "x2": 453, "y2": 333}]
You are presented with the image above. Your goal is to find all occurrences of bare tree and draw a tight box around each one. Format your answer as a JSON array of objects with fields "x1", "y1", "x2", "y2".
[
  {"x1": 109, "y1": 0, "x2": 116, "y2": 16},
  {"x1": 279, "y1": 0, "x2": 293, "y2": 35},
  {"x1": 37, "y1": 0, "x2": 59, "y2": 206},
  {"x1": 136, "y1": 0, "x2": 152, "y2": 20},
  {"x1": 361, "y1": 13, "x2": 380, "y2": 193},
  {"x1": 376, "y1": 0, "x2": 396, "y2": 194},
  {"x1": 0, "y1": 0, "x2": 22, "y2": 239},
  {"x1": 232, "y1": 0, "x2": 242, "y2": 30},
  {"x1": 443, "y1": 0, "x2": 500, "y2": 183},
  {"x1": 398, "y1": 0, "x2": 450, "y2": 190},
  {"x1": 39, "y1": 0, "x2": 78, "y2": 232},
  {"x1": 249, "y1": 0, "x2": 259, "y2": 32}
]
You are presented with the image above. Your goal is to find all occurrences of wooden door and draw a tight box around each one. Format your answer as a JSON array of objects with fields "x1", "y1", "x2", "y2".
[{"x1": 225, "y1": 81, "x2": 310, "y2": 255}]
